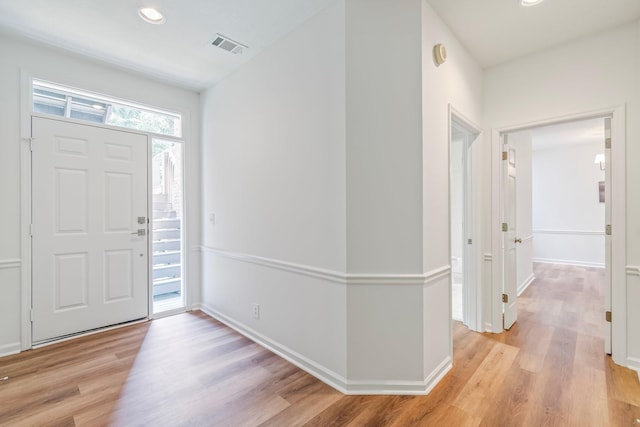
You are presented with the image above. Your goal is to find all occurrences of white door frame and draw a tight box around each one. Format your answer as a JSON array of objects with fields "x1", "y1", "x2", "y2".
[
  {"x1": 449, "y1": 105, "x2": 483, "y2": 332},
  {"x1": 19, "y1": 71, "x2": 192, "y2": 350},
  {"x1": 490, "y1": 105, "x2": 626, "y2": 365}
]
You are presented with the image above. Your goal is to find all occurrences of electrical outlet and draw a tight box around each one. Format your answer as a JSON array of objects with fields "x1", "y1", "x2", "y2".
[{"x1": 252, "y1": 303, "x2": 260, "y2": 320}]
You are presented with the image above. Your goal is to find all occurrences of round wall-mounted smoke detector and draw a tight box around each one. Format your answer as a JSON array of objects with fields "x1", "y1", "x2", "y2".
[{"x1": 433, "y1": 43, "x2": 447, "y2": 66}]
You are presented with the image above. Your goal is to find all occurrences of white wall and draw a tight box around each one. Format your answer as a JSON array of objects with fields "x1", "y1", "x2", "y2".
[
  {"x1": 484, "y1": 22, "x2": 640, "y2": 370},
  {"x1": 0, "y1": 35, "x2": 201, "y2": 356},
  {"x1": 532, "y1": 141, "x2": 605, "y2": 267},
  {"x1": 199, "y1": 0, "x2": 484, "y2": 393},
  {"x1": 421, "y1": 0, "x2": 484, "y2": 346},
  {"x1": 200, "y1": 0, "x2": 349, "y2": 384},
  {"x1": 345, "y1": 0, "x2": 428, "y2": 386},
  {"x1": 508, "y1": 131, "x2": 534, "y2": 294}
]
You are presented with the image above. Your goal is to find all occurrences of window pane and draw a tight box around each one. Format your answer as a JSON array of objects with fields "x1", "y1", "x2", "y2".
[
  {"x1": 32, "y1": 80, "x2": 182, "y2": 137},
  {"x1": 106, "y1": 104, "x2": 181, "y2": 137}
]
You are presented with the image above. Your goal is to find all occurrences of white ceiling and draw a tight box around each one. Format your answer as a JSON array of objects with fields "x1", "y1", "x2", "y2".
[
  {"x1": 427, "y1": 0, "x2": 640, "y2": 68},
  {"x1": 0, "y1": 0, "x2": 335, "y2": 91},
  {"x1": 0, "y1": 1, "x2": 639, "y2": 91},
  {"x1": 530, "y1": 117, "x2": 605, "y2": 151}
]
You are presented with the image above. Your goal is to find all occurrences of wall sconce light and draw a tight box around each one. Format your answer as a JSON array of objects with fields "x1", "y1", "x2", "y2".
[{"x1": 594, "y1": 154, "x2": 605, "y2": 170}]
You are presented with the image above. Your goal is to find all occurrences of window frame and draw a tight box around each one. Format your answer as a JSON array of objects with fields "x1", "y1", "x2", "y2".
[{"x1": 32, "y1": 79, "x2": 183, "y2": 138}]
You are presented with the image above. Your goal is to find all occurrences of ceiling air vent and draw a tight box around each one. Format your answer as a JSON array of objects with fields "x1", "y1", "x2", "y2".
[{"x1": 211, "y1": 34, "x2": 247, "y2": 55}]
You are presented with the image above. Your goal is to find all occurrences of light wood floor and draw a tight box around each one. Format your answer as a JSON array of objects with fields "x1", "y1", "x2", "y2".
[{"x1": 1, "y1": 263, "x2": 639, "y2": 426}]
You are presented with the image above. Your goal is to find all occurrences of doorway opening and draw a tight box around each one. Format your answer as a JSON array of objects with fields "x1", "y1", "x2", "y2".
[
  {"x1": 449, "y1": 110, "x2": 481, "y2": 330},
  {"x1": 498, "y1": 114, "x2": 612, "y2": 353},
  {"x1": 152, "y1": 140, "x2": 185, "y2": 314}
]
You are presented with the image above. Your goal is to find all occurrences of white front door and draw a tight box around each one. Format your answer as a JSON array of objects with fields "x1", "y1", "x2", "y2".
[
  {"x1": 502, "y1": 136, "x2": 518, "y2": 330},
  {"x1": 31, "y1": 116, "x2": 149, "y2": 343}
]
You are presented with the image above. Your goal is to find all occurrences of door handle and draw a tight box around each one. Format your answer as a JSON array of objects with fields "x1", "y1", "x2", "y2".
[
  {"x1": 131, "y1": 229, "x2": 146, "y2": 236},
  {"x1": 514, "y1": 238, "x2": 522, "y2": 244}
]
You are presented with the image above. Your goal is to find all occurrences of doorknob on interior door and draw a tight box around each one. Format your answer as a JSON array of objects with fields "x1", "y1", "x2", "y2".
[
  {"x1": 514, "y1": 238, "x2": 522, "y2": 244},
  {"x1": 131, "y1": 229, "x2": 146, "y2": 236}
]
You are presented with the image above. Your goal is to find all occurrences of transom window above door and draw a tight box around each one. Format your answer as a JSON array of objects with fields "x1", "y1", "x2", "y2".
[{"x1": 32, "y1": 79, "x2": 182, "y2": 138}]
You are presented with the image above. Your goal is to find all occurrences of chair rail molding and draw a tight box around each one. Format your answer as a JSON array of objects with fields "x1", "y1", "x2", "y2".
[
  {"x1": 625, "y1": 265, "x2": 640, "y2": 276},
  {"x1": 200, "y1": 246, "x2": 450, "y2": 287},
  {"x1": 0, "y1": 259, "x2": 21, "y2": 270}
]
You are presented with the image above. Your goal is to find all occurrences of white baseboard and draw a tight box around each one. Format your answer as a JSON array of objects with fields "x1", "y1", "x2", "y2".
[
  {"x1": 197, "y1": 304, "x2": 450, "y2": 395},
  {"x1": 533, "y1": 258, "x2": 605, "y2": 269},
  {"x1": 484, "y1": 322, "x2": 494, "y2": 333},
  {"x1": 198, "y1": 303, "x2": 349, "y2": 393},
  {"x1": 517, "y1": 273, "x2": 535, "y2": 296},
  {"x1": 0, "y1": 342, "x2": 21, "y2": 358},
  {"x1": 627, "y1": 357, "x2": 640, "y2": 379},
  {"x1": 346, "y1": 356, "x2": 451, "y2": 395}
]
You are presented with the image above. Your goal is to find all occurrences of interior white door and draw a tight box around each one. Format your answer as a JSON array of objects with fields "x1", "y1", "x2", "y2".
[
  {"x1": 502, "y1": 136, "x2": 518, "y2": 330},
  {"x1": 32, "y1": 116, "x2": 149, "y2": 343},
  {"x1": 604, "y1": 117, "x2": 612, "y2": 354}
]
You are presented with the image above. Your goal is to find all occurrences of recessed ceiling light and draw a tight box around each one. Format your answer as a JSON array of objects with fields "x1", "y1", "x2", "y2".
[
  {"x1": 520, "y1": 0, "x2": 545, "y2": 6},
  {"x1": 138, "y1": 7, "x2": 166, "y2": 24}
]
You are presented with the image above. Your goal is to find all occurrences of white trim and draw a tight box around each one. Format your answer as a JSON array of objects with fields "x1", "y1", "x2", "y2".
[
  {"x1": 202, "y1": 246, "x2": 345, "y2": 284},
  {"x1": 346, "y1": 356, "x2": 451, "y2": 395},
  {"x1": 0, "y1": 259, "x2": 21, "y2": 270},
  {"x1": 199, "y1": 303, "x2": 349, "y2": 393},
  {"x1": 21, "y1": 70, "x2": 197, "y2": 351},
  {"x1": 201, "y1": 246, "x2": 450, "y2": 287},
  {"x1": 533, "y1": 229, "x2": 605, "y2": 236},
  {"x1": 533, "y1": 258, "x2": 605, "y2": 269},
  {"x1": 625, "y1": 266, "x2": 640, "y2": 277},
  {"x1": 422, "y1": 356, "x2": 452, "y2": 395},
  {"x1": 517, "y1": 273, "x2": 535, "y2": 296},
  {"x1": 626, "y1": 357, "x2": 640, "y2": 376},
  {"x1": 20, "y1": 69, "x2": 33, "y2": 351},
  {"x1": 0, "y1": 342, "x2": 21, "y2": 358},
  {"x1": 424, "y1": 265, "x2": 451, "y2": 286},
  {"x1": 197, "y1": 304, "x2": 451, "y2": 395},
  {"x1": 349, "y1": 265, "x2": 450, "y2": 286},
  {"x1": 449, "y1": 104, "x2": 484, "y2": 333},
  {"x1": 491, "y1": 105, "x2": 625, "y2": 363}
]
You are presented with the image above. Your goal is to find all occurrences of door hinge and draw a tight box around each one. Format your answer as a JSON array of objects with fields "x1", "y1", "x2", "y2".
[
  {"x1": 502, "y1": 151, "x2": 508, "y2": 161},
  {"x1": 606, "y1": 224, "x2": 611, "y2": 236},
  {"x1": 605, "y1": 311, "x2": 612, "y2": 323},
  {"x1": 29, "y1": 224, "x2": 33, "y2": 237},
  {"x1": 502, "y1": 293, "x2": 509, "y2": 303},
  {"x1": 502, "y1": 223, "x2": 508, "y2": 232},
  {"x1": 28, "y1": 137, "x2": 34, "y2": 151},
  {"x1": 467, "y1": 238, "x2": 473, "y2": 244},
  {"x1": 605, "y1": 138, "x2": 611, "y2": 149},
  {"x1": 30, "y1": 309, "x2": 34, "y2": 322}
]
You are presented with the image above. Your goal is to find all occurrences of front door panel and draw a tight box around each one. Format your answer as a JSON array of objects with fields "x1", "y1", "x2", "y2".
[{"x1": 32, "y1": 117, "x2": 148, "y2": 343}]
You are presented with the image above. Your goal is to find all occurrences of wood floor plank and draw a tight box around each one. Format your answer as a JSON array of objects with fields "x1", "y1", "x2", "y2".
[
  {"x1": 1, "y1": 262, "x2": 638, "y2": 426},
  {"x1": 452, "y1": 342, "x2": 519, "y2": 417}
]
